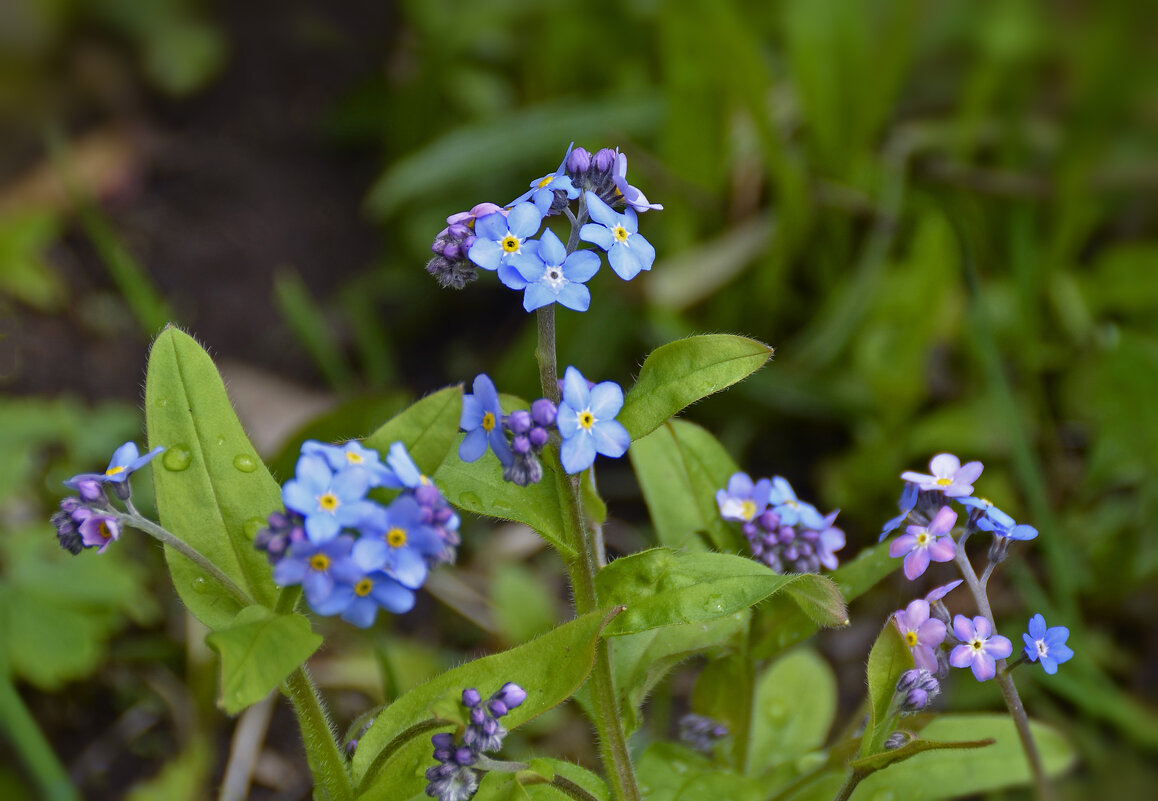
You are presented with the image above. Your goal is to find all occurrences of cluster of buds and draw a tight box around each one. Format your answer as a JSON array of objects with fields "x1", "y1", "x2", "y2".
[
  {"x1": 252, "y1": 509, "x2": 307, "y2": 564},
  {"x1": 425, "y1": 683, "x2": 527, "y2": 801},
  {"x1": 894, "y1": 668, "x2": 941, "y2": 714},
  {"x1": 678, "y1": 713, "x2": 729, "y2": 754},
  {"x1": 427, "y1": 203, "x2": 501, "y2": 289},
  {"x1": 498, "y1": 398, "x2": 558, "y2": 487}
]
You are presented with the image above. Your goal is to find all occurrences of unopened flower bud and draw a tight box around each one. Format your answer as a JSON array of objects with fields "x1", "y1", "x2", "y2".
[
  {"x1": 507, "y1": 410, "x2": 532, "y2": 435},
  {"x1": 566, "y1": 146, "x2": 591, "y2": 174},
  {"x1": 530, "y1": 398, "x2": 557, "y2": 426}
]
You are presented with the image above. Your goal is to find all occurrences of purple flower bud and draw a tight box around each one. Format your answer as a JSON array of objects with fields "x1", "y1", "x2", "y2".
[
  {"x1": 593, "y1": 148, "x2": 617, "y2": 172},
  {"x1": 758, "y1": 510, "x2": 781, "y2": 531},
  {"x1": 530, "y1": 398, "x2": 557, "y2": 426},
  {"x1": 528, "y1": 426, "x2": 549, "y2": 449},
  {"x1": 442, "y1": 243, "x2": 461, "y2": 260},
  {"x1": 507, "y1": 410, "x2": 532, "y2": 435},
  {"x1": 346, "y1": 739, "x2": 358, "y2": 756},
  {"x1": 487, "y1": 699, "x2": 508, "y2": 718},
  {"x1": 448, "y1": 223, "x2": 470, "y2": 239},
  {"x1": 512, "y1": 435, "x2": 531, "y2": 455},
  {"x1": 453, "y1": 747, "x2": 476, "y2": 766},
  {"x1": 885, "y1": 731, "x2": 910, "y2": 750},
  {"x1": 432, "y1": 732, "x2": 456, "y2": 749},
  {"x1": 497, "y1": 682, "x2": 527, "y2": 709},
  {"x1": 76, "y1": 479, "x2": 105, "y2": 504},
  {"x1": 416, "y1": 484, "x2": 443, "y2": 508},
  {"x1": 566, "y1": 146, "x2": 591, "y2": 174},
  {"x1": 778, "y1": 527, "x2": 795, "y2": 544},
  {"x1": 902, "y1": 689, "x2": 929, "y2": 712}
]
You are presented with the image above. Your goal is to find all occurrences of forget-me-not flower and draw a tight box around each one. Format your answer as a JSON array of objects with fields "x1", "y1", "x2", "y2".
[
  {"x1": 353, "y1": 495, "x2": 440, "y2": 589},
  {"x1": 612, "y1": 150, "x2": 663, "y2": 213},
  {"x1": 459, "y1": 373, "x2": 513, "y2": 465},
  {"x1": 556, "y1": 365, "x2": 630, "y2": 474},
  {"x1": 901, "y1": 453, "x2": 983, "y2": 497},
  {"x1": 467, "y1": 202, "x2": 544, "y2": 288},
  {"x1": 273, "y1": 535, "x2": 363, "y2": 616},
  {"x1": 768, "y1": 476, "x2": 826, "y2": 529},
  {"x1": 950, "y1": 615, "x2": 1013, "y2": 681},
  {"x1": 579, "y1": 192, "x2": 655, "y2": 280},
  {"x1": 511, "y1": 143, "x2": 581, "y2": 214},
  {"x1": 65, "y1": 441, "x2": 164, "y2": 489},
  {"x1": 1022, "y1": 613, "x2": 1073, "y2": 674},
  {"x1": 894, "y1": 599, "x2": 947, "y2": 673},
  {"x1": 880, "y1": 482, "x2": 919, "y2": 541},
  {"x1": 335, "y1": 570, "x2": 417, "y2": 628},
  {"x1": 716, "y1": 472, "x2": 773, "y2": 523},
  {"x1": 302, "y1": 439, "x2": 395, "y2": 487},
  {"x1": 506, "y1": 229, "x2": 601, "y2": 312},
  {"x1": 282, "y1": 454, "x2": 376, "y2": 543},
  {"x1": 889, "y1": 505, "x2": 958, "y2": 580}
]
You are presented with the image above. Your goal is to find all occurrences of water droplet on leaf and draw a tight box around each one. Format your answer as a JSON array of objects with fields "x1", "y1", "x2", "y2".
[
  {"x1": 459, "y1": 491, "x2": 482, "y2": 508},
  {"x1": 192, "y1": 577, "x2": 209, "y2": 593},
  {"x1": 216, "y1": 435, "x2": 226, "y2": 446},
  {"x1": 233, "y1": 454, "x2": 257, "y2": 473},
  {"x1": 243, "y1": 517, "x2": 265, "y2": 538},
  {"x1": 154, "y1": 397, "x2": 170, "y2": 408},
  {"x1": 163, "y1": 446, "x2": 193, "y2": 472}
]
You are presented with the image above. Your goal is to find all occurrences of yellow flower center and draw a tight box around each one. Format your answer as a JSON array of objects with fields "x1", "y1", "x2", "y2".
[
  {"x1": 482, "y1": 412, "x2": 496, "y2": 432},
  {"x1": 740, "y1": 500, "x2": 757, "y2": 521},
  {"x1": 905, "y1": 631, "x2": 919, "y2": 648},
  {"x1": 387, "y1": 527, "x2": 407, "y2": 548},
  {"x1": 99, "y1": 521, "x2": 113, "y2": 540},
  {"x1": 611, "y1": 225, "x2": 629, "y2": 243},
  {"x1": 501, "y1": 234, "x2": 521, "y2": 253},
  {"x1": 578, "y1": 411, "x2": 595, "y2": 430},
  {"x1": 318, "y1": 492, "x2": 340, "y2": 512},
  {"x1": 971, "y1": 638, "x2": 983, "y2": 651},
  {"x1": 916, "y1": 531, "x2": 929, "y2": 546},
  {"x1": 309, "y1": 554, "x2": 330, "y2": 571},
  {"x1": 936, "y1": 477, "x2": 954, "y2": 486},
  {"x1": 105, "y1": 465, "x2": 125, "y2": 477},
  {"x1": 537, "y1": 175, "x2": 554, "y2": 189},
  {"x1": 346, "y1": 452, "x2": 364, "y2": 464},
  {"x1": 355, "y1": 578, "x2": 374, "y2": 597}
]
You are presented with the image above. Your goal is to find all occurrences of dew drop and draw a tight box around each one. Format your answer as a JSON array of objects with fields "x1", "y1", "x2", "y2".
[
  {"x1": 233, "y1": 454, "x2": 258, "y2": 473},
  {"x1": 162, "y1": 446, "x2": 192, "y2": 472},
  {"x1": 216, "y1": 435, "x2": 226, "y2": 446},
  {"x1": 670, "y1": 760, "x2": 687, "y2": 774},
  {"x1": 154, "y1": 397, "x2": 170, "y2": 408},
  {"x1": 192, "y1": 576, "x2": 209, "y2": 594},
  {"x1": 704, "y1": 593, "x2": 725, "y2": 613},
  {"x1": 490, "y1": 498, "x2": 513, "y2": 513},
  {"x1": 243, "y1": 517, "x2": 265, "y2": 539},
  {"x1": 459, "y1": 491, "x2": 482, "y2": 508}
]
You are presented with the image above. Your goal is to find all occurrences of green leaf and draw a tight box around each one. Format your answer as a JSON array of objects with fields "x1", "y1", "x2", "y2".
[
  {"x1": 205, "y1": 605, "x2": 322, "y2": 714},
  {"x1": 475, "y1": 772, "x2": 530, "y2": 801},
  {"x1": 145, "y1": 327, "x2": 281, "y2": 629},
  {"x1": 595, "y1": 548, "x2": 846, "y2": 636},
  {"x1": 783, "y1": 715, "x2": 1075, "y2": 801},
  {"x1": 434, "y1": 451, "x2": 572, "y2": 558},
  {"x1": 634, "y1": 743, "x2": 764, "y2": 801},
  {"x1": 523, "y1": 759, "x2": 609, "y2": 801},
  {"x1": 619, "y1": 335, "x2": 773, "y2": 441},
  {"x1": 609, "y1": 611, "x2": 748, "y2": 735},
  {"x1": 860, "y1": 621, "x2": 913, "y2": 759},
  {"x1": 751, "y1": 541, "x2": 897, "y2": 659},
  {"x1": 748, "y1": 648, "x2": 837, "y2": 774},
  {"x1": 353, "y1": 609, "x2": 619, "y2": 796},
  {"x1": 363, "y1": 385, "x2": 463, "y2": 479},
  {"x1": 492, "y1": 563, "x2": 559, "y2": 646},
  {"x1": 630, "y1": 420, "x2": 744, "y2": 552}
]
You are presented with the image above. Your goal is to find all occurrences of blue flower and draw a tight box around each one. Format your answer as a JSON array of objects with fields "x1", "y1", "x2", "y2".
[
  {"x1": 459, "y1": 373, "x2": 513, "y2": 465},
  {"x1": 272, "y1": 535, "x2": 363, "y2": 616},
  {"x1": 301, "y1": 439, "x2": 395, "y2": 487},
  {"x1": 555, "y1": 366, "x2": 630, "y2": 474},
  {"x1": 768, "y1": 476, "x2": 826, "y2": 529},
  {"x1": 337, "y1": 571, "x2": 416, "y2": 628},
  {"x1": 1022, "y1": 613, "x2": 1074, "y2": 674},
  {"x1": 506, "y1": 229, "x2": 600, "y2": 312},
  {"x1": 352, "y1": 495, "x2": 441, "y2": 588},
  {"x1": 612, "y1": 150, "x2": 663, "y2": 213},
  {"x1": 281, "y1": 454, "x2": 376, "y2": 543},
  {"x1": 716, "y1": 472, "x2": 772, "y2": 522},
  {"x1": 510, "y1": 143, "x2": 581, "y2": 214},
  {"x1": 578, "y1": 191, "x2": 655, "y2": 280},
  {"x1": 963, "y1": 497, "x2": 1038, "y2": 541},
  {"x1": 467, "y1": 202, "x2": 544, "y2": 289},
  {"x1": 386, "y1": 442, "x2": 429, "y2": 489},
  {"x1": 880, "y1": 482, "x2": 919, "y2": 542},
  {"x1": 65, "y1": 441, "x2": 164, "y2": 488}
]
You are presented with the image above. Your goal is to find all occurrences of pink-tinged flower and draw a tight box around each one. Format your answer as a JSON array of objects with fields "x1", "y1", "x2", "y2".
[
  {"x1": 950, "y1": 615, "x2": 1013, "y2": 681},
  {"x1": 889, "y1": 506, "x2": 958, "y2": 580},
  {"x1": 925, "y1": 579, "x2": 963, "y2": 602},
  {"x1": 900, "y1": 453, "x2": 983, "y2": 497},
  {"x1": 716, "y1": 472, "x2": 772, "y2": 523},
  {"x1": 894, "y1": 599, "x2": 947, "y2": 673}
]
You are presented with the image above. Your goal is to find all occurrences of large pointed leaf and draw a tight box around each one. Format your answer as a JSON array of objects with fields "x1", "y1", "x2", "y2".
[
  {"x1": 353, "y1": 609, "x2": 619, "y2": 797},
  {"x1": 860, "y1": 621, "x2": 914, "y2": 759},
  {"x1": 630, "y1": 420, "x2": 745, "y2": 552},
  {"x1": 145, "y1": 327, "x2": 280, "y2": 629},
  {"x1": 619, "y1": 335, "x2": 773, "y2": 441},
  {"x1": 205, "y1": 605, "x2": 321, "y2": 714},
  {"x1": 596, "y1": 548, "x2": 846, "y2": 636}
]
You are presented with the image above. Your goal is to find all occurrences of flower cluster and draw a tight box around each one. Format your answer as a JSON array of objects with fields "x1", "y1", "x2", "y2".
[
  {"x1": 53, "y1": 441, "x2": 164, "y2": 555},
  {"x1": 459, "y1": 367, "x2": 629, "y2": 479},
  {"x1": 716, "y1": 473, "x2": 845, "y2": 573},
  {"x1": 678, "y1": 714, "x2": 729, "y2": 754},
  {"x1": 883, "y1": 453, "x2": 1073, "y2": 680},
  {"x1": 894, "y1": 668, "x2": 941, "y2": 714},
  {"x1": 427, "y1": 144, "x2": 660, "y2": 309},
  {"x1": 255, "y1": 439, "x2": 460, "y2": 628},
  {"x1": 425, "y1": 683, "x2": 527, "y2": 801}
]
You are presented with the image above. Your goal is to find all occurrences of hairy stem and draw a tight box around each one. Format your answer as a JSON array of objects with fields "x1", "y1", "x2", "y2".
[
  {"x1": 535, "y1": 246, "x2": 640, "y2": 801},
  {"x1": 282, "y1": 667, "x2": 354, "y2": 801},
  {"x1": 118, "y1": 511, "x2": 253, "y2": 608},
  {"x1": 954, "y1": 546, "x2": 1051, "y2": 801},
  {"x1": 831, "y1": 769, "x2": 866, "y2": 801}
]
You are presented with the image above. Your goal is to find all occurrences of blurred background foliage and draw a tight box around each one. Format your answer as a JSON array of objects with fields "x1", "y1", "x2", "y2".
[{"x1": 1, "y1": 0, "x2": 1156, "y2": 798}]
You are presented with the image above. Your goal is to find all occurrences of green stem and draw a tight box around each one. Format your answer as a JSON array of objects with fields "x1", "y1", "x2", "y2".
[
  {"x1": 535, "y1": 265, "x2": 640, "y2": 801},
  {"x1": 282, "y1": 667, "x2": 354, "y2": 801},
  {"x1": 118, "y1": 511, "x2": 253, "y2": 608},
  {"x1": 953, "y1": 546, "x2": 1052, "y2": 801},
  {"x1": 0, "y1": 674, "x2": 80, "y2": 801},
  {"x1": 831, "y1": 769, "x2": 866, "y2": 801}
]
